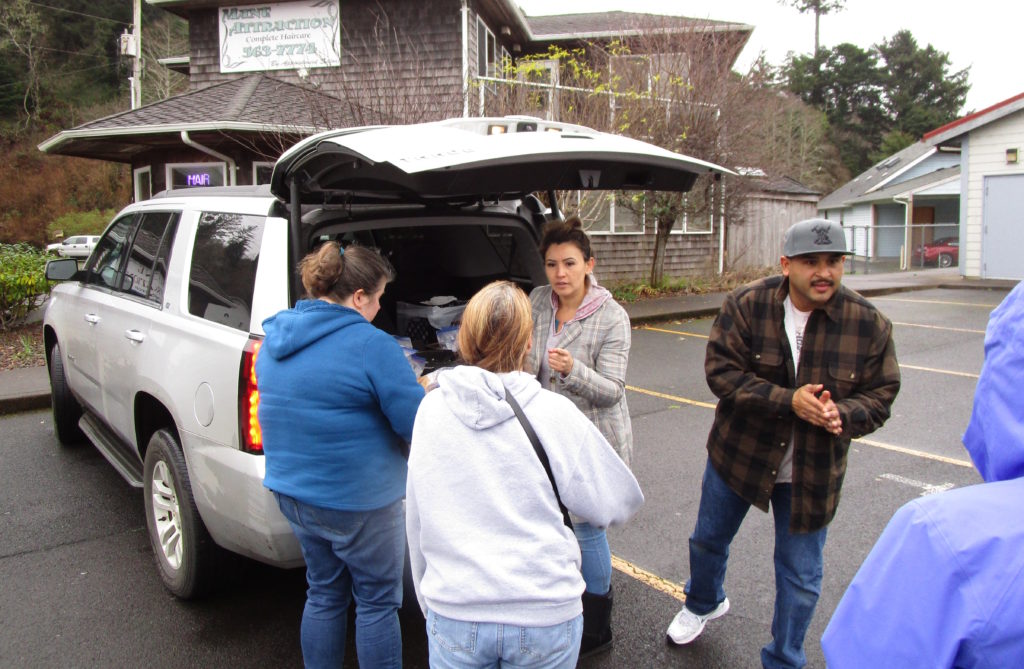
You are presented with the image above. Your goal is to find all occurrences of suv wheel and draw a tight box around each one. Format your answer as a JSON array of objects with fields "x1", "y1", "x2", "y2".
[
  {"x1": 49, "y1": 343, "x2": 84, "y2": 445},
  {"x1": 143, "y1": 429, "x2": 218, "y2": 599}
]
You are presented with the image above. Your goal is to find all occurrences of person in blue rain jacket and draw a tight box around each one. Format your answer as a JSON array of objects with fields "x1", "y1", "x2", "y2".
[{"x1": 821, "y1": 281, "x2": 1024, "y2": 668}]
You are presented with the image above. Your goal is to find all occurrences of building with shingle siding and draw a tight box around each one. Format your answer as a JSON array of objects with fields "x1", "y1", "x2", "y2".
[{"x1": 40, "y1": 0, "x2": 769, "y2": 283}]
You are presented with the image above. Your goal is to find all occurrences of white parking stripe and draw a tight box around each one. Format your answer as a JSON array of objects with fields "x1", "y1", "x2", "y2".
[
  {"x1": 892, "y1": 321, "x2": 985, "y2": 334},
  {"x1": 878, "y1": 473, "x2": 955, "y2": 496},
  {"x1": 899, "y1": 363, "x2": 978, "y2": 379},
  {"x1": 875, "y1": 296, "x2": 999, "y2": 308}
]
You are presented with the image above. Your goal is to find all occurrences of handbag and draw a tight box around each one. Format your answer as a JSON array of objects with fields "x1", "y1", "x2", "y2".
[{"x1": 503, "y1": 384, "x2": 573, "y2": 530}]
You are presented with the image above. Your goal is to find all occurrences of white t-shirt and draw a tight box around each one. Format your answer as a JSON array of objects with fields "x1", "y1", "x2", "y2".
[{"x1": 779, "y1": 296, "x2": 812, "y2": 484}]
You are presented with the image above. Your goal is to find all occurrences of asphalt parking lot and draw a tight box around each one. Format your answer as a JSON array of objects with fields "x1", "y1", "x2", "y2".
[
  {"x1": 594, "y1": 286, "x2": 1005, "y2": 668},
  {"x1": 0, "y1": 285, "x2": 1010, "y2": 668}
]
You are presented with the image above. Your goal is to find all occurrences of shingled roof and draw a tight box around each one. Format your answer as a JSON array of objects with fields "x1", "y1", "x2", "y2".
[
  {"x1": 525, "y1": 11, "x2": 752, "y2": 40},
  {"x1": 40, "y1": 74, "x2": 352, "y2": 162}
]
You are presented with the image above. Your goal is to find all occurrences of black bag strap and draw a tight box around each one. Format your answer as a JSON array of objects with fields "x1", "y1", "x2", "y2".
[{"x1": 503, "y1": 384, "x2": 573, "y2": 530}]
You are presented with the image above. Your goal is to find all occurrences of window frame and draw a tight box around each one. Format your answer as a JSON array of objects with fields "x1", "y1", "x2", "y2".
[
  {"x1": 133, "y1": 165, "x2": 152, "y2": 202},
  {"x1": 253, "y1": 162, "x2": 274, "y2": 185}
]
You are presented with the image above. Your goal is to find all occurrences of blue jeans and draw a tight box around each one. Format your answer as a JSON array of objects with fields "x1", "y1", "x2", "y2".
[
  {"x1": 425, "y1": 609, "x2": 582, "y2": 669},
  {"x1": 275, "y1": 493, "x2": 405, "y2": 669},
  {"x1": 573, "y1": 521, "x2": 611, "y2": 595},
  {"x1": 684, "y1": 461, "x2": 827, "y2": 669}
]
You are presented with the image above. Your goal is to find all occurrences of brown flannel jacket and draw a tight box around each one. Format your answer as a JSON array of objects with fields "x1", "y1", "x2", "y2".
[{"x1": 704, "y1": 276, "x2": 900, "y2": 533}]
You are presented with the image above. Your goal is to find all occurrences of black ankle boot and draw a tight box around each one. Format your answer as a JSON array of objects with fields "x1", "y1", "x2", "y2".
[{"x1": 579, "y1": 585, "x2": 613, "y2": 659}]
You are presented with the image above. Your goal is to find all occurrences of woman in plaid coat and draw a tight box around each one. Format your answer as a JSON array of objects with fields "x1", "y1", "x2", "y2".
[{"x1": 526, "y1": 216, "x2": 634, "y2": 657}]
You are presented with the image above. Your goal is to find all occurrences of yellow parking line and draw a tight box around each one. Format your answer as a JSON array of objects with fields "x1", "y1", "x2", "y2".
[
  {"x1": 641, "y1": 325, "x2": 708, "y2": 339},
  {"x1": 612, "y1": 555, "x2": 686, "y2": 602},
  {"x1": 875, "y1": 297, "x2": 999, "y2": 308},
  {"x1": 899, "y1": 363, "x2": 978, "y2": 379},
  {"x1": 626, "y1": 385, "x2": 717, "y2": 409},
  {"x1": 893, "y1": 321, "x2": 985, "y2": 334},
  {"x1": 853, "y1": 438, "x2": 973, "y2": 468},
  {"x1": 626, "y1": 385, "x2": 975, "y2": 467},
  {"x1": 642, "y1": 324, "x2": 977, "y2": 378}
]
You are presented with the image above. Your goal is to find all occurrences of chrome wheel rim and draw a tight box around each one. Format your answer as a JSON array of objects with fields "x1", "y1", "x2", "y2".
[{"x1": 150, "y1": 460, "x2": 183, "y2": 570}]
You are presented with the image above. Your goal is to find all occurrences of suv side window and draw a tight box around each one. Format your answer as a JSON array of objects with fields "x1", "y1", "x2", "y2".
[
  {"x1": 86, "y1": 216, "x2": 136, "y2": 288},
  {"x1": 188, "y1": 212, "x2": 266, "y2": 330},
  {"x1": 122, "y1": 212, "x2": 179, "y2": 303}
]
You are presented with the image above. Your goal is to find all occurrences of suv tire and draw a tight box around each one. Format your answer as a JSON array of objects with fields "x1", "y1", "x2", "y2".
[
  {"x1": 49, "y1": 343, "x2": 84, "y2": 445},
  {"x1": 144, "y1": 429, "x2": 219, "y2": 599}
]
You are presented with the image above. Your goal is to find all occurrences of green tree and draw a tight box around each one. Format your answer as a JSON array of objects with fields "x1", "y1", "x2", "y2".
[
  {"x1": 780, "y1": 0, "x2": 846, "y2": 55},
  {"x1": 0, "y1": 0, "x2": 46, "y2": 130},
  {"x1": 785, "y1": 43, "x2": 885, "y2": 174},
  {"x1": 876, "y1": 30, "x2": 969, "y2": 140},
  {"x1": 782, "y1": 30, "x2": 969, "y2": 174}
]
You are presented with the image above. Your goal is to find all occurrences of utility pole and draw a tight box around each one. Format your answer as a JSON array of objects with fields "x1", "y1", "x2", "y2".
[
  {"x1": 119, "y1": 0, "x2": 142, "y2": 108},
  {"x1": 133, "y1": 0, "x2": 142, "y2": 108}
]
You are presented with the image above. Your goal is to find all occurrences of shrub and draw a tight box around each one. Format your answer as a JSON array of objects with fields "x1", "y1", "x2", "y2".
[{"x1": 0, "y1": 243, "x2": 52, "y2": 330}]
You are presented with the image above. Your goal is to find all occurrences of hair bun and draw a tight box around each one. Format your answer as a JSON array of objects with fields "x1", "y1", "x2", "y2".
[{"x1": 568, "y1": 217, "x2": 583, "y2": 230}]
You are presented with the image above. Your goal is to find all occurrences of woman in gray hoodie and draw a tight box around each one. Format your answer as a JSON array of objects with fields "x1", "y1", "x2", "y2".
[{"x1": 406, "y1": 280, "x2": 643, "y2": 669}]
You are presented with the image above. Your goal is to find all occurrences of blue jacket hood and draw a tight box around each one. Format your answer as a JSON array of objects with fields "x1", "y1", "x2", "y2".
[
  {"x1": 962, "y1": 282, "x2": 1024, "y2": 483},
  {"x1": 261, "y1": 299, "x2": 365, "y2": 360}
]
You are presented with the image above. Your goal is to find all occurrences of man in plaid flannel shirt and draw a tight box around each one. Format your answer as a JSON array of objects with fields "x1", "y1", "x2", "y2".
[{"x1": 666, "y1": 218, "x2": 901, "y2": 669}]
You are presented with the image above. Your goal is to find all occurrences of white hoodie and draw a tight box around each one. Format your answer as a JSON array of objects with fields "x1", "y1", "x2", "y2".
[{"x1": 406, "y1": 366, "x2": 644, "y2": 626}]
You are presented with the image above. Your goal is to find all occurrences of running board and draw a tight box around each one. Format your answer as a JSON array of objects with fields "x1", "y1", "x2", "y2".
[{"x1": 79, "y1": 412, "x2": 144, "y2": 488}]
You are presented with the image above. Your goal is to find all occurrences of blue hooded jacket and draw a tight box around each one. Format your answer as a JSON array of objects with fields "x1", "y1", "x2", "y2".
[
  {"x1": 822, "y1": 282, "x2": 1024, "y2": 668},
  {"x1": 256, "y1": 299, "x2": 424, "y2": 511}
]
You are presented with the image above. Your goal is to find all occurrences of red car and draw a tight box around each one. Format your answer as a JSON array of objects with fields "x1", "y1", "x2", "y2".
[{"x1": 914, "y1": 236, "x2": 959, "y2": 267}]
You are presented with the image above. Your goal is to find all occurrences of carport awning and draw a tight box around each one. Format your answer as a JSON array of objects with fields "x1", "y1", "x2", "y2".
[
  {"x1": 38, "y1": 74, "x2": 352, "y2": 163},
  {"x1": 39, "y1": 123, "x2": 317, "y2": 163}
]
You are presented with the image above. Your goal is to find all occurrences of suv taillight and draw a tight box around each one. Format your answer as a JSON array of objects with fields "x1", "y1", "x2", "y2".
[{"x1": 239, "y1": 336, "x2": 263, "y2": 454}]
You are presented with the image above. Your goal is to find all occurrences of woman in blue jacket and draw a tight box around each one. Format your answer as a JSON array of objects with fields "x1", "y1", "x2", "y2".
[{"x1": 257, "y1": 242, "x2": 424, "y2": 669}]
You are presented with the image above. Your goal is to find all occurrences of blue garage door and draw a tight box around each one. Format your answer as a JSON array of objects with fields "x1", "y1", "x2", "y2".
[{"x1": 982, "y1": 174, "x2": 1024, "y2": 280}]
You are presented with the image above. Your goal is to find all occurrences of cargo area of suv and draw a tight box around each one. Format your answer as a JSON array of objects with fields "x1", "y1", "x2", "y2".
[{"x1": 42, "y1": 117, "x2": 728, "y2": 598}]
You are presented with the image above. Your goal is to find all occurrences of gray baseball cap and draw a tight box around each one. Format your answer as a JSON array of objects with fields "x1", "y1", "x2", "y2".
[{"x1": 782, "y1": 218, "x2": 853, "y2": 257}]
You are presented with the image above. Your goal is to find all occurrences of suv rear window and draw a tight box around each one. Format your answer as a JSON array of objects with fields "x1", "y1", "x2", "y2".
[{"x1": 188, "y1": 212, "x2": 266, "y2": 330}]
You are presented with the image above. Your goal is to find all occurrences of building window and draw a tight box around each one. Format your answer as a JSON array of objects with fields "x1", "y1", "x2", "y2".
[
  {"x1": 253, "y1": 162, "x2": 273, "y2": 185},
  {"x1": 477, "y1": 18, "x2": 497, "y2": 78},
  {"x1": 134, "y1": 166, "x2": 152, "y2": 201},
  {"x1": 573, "y1": 191, "x2": 645, "y2": 235},
  {"x1": 166, "y1": 163, "x2": 226, "y2": 190}
]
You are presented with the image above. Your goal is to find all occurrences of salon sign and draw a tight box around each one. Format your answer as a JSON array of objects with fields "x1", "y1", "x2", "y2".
[{"x1": 220, "y1": 0, "x2": 341, "y2": 73}]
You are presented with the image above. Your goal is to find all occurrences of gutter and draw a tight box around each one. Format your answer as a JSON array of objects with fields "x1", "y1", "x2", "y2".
[
  {"x1": 181, "y1": 131, "x2": 236, "y2": 186},
  {"x1": 893, "y1": 195, "x2": 911, "y2": 270},
  {"x1": 461, "y1": 0, "x2": 469, "y2": 118},
  {"x1": 38, "y1": 121, "x2": 319, "y2": 154}
]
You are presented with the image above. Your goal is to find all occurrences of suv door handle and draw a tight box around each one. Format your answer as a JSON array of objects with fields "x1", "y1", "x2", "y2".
[
  {"x1": 124, "y1": 330, "x2": 146, "y2": 343},
  {"x1": 84, "y1": 314, "x2": 101, "y2": 325}
]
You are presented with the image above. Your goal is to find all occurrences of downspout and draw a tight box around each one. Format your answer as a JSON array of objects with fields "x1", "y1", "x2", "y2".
[
  {"x1": 717, "y1": 173, "x2": 725, "y2": 275},
  {"x1": 181, "y1": 131, "x2": 236, "y2": 186},
  {"x1": 461, "y1": 0, "x2": 469, "y2": 118},
  {"x1": 893, "y1": 195, "x2": 910, "y2": 270}
]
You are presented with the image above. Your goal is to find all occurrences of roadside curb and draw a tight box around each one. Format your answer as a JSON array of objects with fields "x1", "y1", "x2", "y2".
[{"x1": 0, "y1": 392, "x2": 50, "y2": 416}]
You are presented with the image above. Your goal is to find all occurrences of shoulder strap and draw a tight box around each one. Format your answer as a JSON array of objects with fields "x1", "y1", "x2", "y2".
[{"x1": 503, "y1": 385, "x2": 573, "y2": 530}]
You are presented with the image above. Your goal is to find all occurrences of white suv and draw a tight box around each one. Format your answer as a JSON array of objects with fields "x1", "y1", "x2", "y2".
[{"x1": 43, "y1": 117, "x2": 725, "y2": 598}]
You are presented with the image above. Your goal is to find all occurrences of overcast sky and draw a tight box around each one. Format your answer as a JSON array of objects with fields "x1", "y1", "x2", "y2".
[{"x1": 515, "y1": 0, "x2": 1017, "y2": 114}]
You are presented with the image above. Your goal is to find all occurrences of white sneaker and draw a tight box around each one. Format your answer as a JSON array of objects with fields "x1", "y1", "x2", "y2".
[{"x1": 666, "y1": 597, "x2": 730, "y2": 645}]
